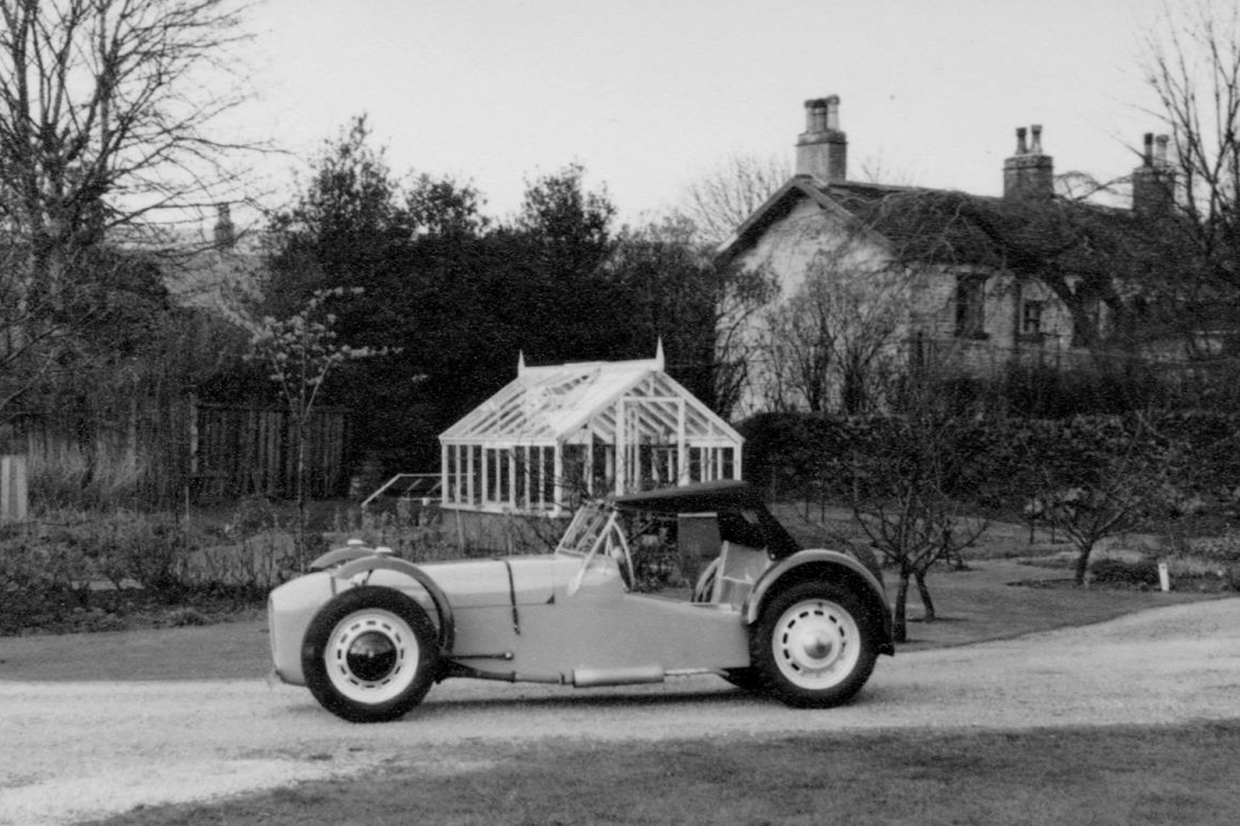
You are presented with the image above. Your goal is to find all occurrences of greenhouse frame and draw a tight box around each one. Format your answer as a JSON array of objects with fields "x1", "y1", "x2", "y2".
[{"x1": 439, "y1": 347, "x2": 744, "y2": 515}]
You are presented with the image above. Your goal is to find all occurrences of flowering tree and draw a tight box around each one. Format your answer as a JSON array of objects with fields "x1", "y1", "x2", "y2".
[{"x1": 245, "y1": 287, "x2": 378, "y2": 564}]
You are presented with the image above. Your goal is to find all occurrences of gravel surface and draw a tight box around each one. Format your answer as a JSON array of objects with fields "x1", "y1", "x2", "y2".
[{"x1": 2, "y1": 597, "x2": 1238, "y2": 826}]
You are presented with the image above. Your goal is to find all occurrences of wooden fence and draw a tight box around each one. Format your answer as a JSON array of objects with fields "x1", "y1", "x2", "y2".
[
  {"x1": 3, "y1": 399, "x2": 350, "y2": 504},
  {"x1": 192, "y1": 402, "x2": 350, "y2": 500}
]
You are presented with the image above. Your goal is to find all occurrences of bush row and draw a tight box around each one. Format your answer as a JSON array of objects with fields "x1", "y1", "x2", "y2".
[
  {"x1": 739, "y1": 409, "x2": 1240, "y2": 518},
  {"x1": 0, "y1": 491, "x2": 573, "y2": 634}
]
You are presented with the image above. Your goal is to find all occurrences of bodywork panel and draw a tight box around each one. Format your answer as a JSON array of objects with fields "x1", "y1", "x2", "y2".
[
  {"x1": 269, "y1": 480, "x2": 892, "y2": 694},
  {"x1": 745, "y1": 549, "x2": 895, "y2": 655},
  {"x1": 268, "y1": 553, "x2": 750, "y2": 687}
]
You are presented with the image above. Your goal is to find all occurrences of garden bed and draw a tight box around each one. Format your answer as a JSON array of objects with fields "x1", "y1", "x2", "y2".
[{"x1": 0, "y1": 584, "x2": 264, "y2": 636}]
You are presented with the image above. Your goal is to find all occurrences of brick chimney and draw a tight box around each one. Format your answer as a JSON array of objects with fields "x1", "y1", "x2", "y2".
[
  {"x1": 1132, "y1": 133, "x2": 1176, "y2": 217},
  {"x1": 213, "y1": 202, "x2": 235, "y2": 249},
  {"x1": 1003, "y1": 125, "x2": 1054, "y2": 200},
  {"x1": 795, "y1": 95, "x2": 847, "y2": 183}
]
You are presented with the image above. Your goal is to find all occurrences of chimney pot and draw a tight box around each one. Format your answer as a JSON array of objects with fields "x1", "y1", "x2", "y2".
[
  {"x1": 1132, "y1": 133, "x2": 1176, "y2": 217},
  {"x1": 795, "y1": 94, "x2": 847, "y2": 182},
  {"x1": 1004, "y1": 124, "x2": 1053, "y2": 200},
  {"x1": 213, "y1": 202, "x2": 235, "y2": 249}
]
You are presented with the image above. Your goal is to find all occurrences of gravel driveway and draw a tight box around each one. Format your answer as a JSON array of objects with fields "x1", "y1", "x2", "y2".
[{"x1": 2, "y1": 597, "x2": 1239, "y2": 826}]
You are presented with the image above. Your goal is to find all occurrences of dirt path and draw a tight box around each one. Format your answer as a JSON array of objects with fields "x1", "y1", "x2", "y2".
[{"x1": 2, "y1": 596, "x2": 1238, "y2": 826}]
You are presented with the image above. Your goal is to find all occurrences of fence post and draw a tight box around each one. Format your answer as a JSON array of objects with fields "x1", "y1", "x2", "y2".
[{"x1": 1, "y1": 455, "x2": 29, "y2": 522}]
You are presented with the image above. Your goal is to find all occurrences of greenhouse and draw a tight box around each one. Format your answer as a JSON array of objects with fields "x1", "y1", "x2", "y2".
[{"x1": 439, "y1": 346, "x2": 743, "y2": 515}]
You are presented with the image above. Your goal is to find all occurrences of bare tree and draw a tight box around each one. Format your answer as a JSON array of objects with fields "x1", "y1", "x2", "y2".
[
  {"x1": 681, "y1": 153, "x2": 790, "y2": 246},
  {"x1": 1025, "y1": 418, "x2": 1173, "y2": 586},
  {"x1": 711, "y1": 259, "x2": 780, "y2": 419},
  {"x1": 759, "y1": 249, "x2": 905, "y2": 415},
  {"x1": 838, "y1": 372, "x2": 990, "y2": 643},
  {"x1": 1139, "y1": 0, "x2": 1240, "y2": 292},
  {"x1": 758, "y1": 283, "x2": 836, "y2": 413},
  {"x1": 0, "y1": 0, "x2": 257, "y2": 400}
]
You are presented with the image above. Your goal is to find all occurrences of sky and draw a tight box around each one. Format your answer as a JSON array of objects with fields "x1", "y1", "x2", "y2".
[{"x1": 226, "y1": 0, "x2": 1183, "y2": 228}]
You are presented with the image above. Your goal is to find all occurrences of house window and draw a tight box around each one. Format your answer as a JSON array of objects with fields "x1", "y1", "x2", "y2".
[
  {"x1": 955, "y1": 277, "x2": 986, "y2": 338},
  {"x1": 1021, "y1": 300, "x2": 1044, "y2": 336}
]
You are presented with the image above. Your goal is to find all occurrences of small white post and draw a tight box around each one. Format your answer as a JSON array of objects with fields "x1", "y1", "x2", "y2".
[{"x1": 1, "y1": 455, "x2": 28, "y2": 522}]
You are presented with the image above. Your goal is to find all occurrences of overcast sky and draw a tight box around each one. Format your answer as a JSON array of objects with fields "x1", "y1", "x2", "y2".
[{"x1": 232, "y1": 0, "x2": 1179, "y2": 226}]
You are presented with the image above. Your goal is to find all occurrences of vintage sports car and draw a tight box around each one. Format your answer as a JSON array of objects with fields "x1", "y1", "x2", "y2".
[{"x1": 268, "y1": 480, "x2": 894, "y2": 722}]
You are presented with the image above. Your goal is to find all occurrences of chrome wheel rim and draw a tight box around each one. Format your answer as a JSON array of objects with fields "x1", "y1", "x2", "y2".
[
  {"x1": 772, "y1": 598, "x2": 861, "y2": 690},
  {"x1": 325, "y1": 609, "x2": 418, "y2": 704}
]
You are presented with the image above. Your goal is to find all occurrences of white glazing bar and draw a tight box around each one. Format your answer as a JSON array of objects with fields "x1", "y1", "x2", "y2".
[
  {"x1": 509, "y1": 448, "x2": 517, "y2": 510},
  {"x1": 537, "y1": 446, "x2": 546, "y2": 511},
  {"x1": 614, "y1": 398, "x2": 626, "y2": 496},
  {"x1": 677, "y1": 399, "x2": 688, "y2": 485},
  {"x1": 522, "y1": 445, "x2": 531, "y2": 511},
  {"x1": 441, "y1": 443, "x2": 449, "y2": 505},
  {"x1": 585, "y1": 422, "x2": 595, "y2": 497},
  {"x1": 554, "y1": 441, "x2": 564, "y2": 512}
]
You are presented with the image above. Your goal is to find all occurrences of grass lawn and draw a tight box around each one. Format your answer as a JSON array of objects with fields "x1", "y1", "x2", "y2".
[{"x1": 78, "y1": 723, "x2": 1240, "y2": 826}]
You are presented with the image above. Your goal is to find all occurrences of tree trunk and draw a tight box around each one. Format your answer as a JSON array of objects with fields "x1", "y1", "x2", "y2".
[
  {"x1": 892, "y1": 569, "x2": 910, "y2": 643},
  {"x1": 914, "y1": 568, "x2": 936, "y2": 621},
  {"x1": 295, "y1": 414, "x2": 308, "y2": 572},
  {"x1": 1074, "y1": 542, "x2": 1094, "y2": 587}
]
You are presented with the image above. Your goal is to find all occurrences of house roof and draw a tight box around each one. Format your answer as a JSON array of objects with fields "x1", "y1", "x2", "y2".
[
  {"x1": 440, "y1": 346, "x2": 743, "y2": 448},
  {"x1": 716, "y1": 173, "x2": 1171, "y2": 279}
]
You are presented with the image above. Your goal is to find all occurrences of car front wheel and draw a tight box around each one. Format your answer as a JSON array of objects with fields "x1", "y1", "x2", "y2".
[
  {"x1": 301, "y1": 586, "x2": 440, "y2": 723},
  {"x1": 751, "y1": 581, "x2": 878, "y2": 708}
]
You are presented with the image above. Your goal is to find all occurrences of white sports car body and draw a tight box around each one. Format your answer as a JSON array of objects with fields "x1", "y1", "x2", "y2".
[{"x1": 268, "y1": 481, "x2": 893, "y2": 722}]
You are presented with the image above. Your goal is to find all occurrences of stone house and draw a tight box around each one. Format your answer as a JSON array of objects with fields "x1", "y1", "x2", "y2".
[{"x1": 717, "y1": 96, "x2": 1186, "y2": 414}]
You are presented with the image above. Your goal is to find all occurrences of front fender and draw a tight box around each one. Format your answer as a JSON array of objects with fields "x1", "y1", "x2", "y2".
[
  {"x1": 333, "y1": 556, "x2": 455, "y2": 653},
  {"x1": 744, "y1": 549, "x2": 894, "y2": 655}
]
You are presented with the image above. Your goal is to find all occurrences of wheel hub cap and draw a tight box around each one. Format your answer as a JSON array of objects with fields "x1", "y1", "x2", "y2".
[
  {"x1": 774, "y1": 599, "x2": 860, "y2": 689},
  {"x1": 801, "y1": 629, "x2": 835, "y2": 661},
  {"x1": 346, "y1": 631, "x2": 397, "y2": 682},
  {"x1": 327, "y1": 612, "x2": 415, "y2": 701}
]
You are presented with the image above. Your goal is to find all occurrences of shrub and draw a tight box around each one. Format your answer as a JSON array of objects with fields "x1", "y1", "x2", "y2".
[
  {"x1": 741, "y1": 409, "x2": 1240, "y2": 523},
  {"x1": 1185, "y1": 530, "x2": 1240, "y2": 564},
  {"x1": 22, "y1": 440, "x2": 149, "y2": 510},
  {"x1": 164, "y1": 607, "x2": 208, "y2": 627},
  {"x1": 1088, "y1": 557, "x2": 1161, "y2": 588},
  {"x1": 0, "y1": 499, "x2": 313, "y2": 634}
]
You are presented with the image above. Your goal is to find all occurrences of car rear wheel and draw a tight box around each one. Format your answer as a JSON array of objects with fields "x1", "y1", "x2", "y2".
[
  {"x1": 301, "y1": 586, "x2": 440, "y2": 723},
  {"x1": 751, "y1": 581, "x2": 878, "y2": 708}
]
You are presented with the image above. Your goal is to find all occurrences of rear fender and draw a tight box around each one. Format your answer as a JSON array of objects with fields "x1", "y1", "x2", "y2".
[
  {"x1": 744, "y1": 550, "x2": 894, "y2": 655},
  {"x1": 332, "y1": 557, "x2": 455, "y2": 653}
]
